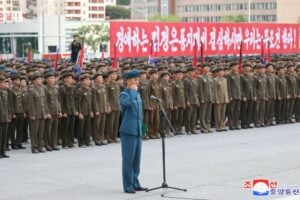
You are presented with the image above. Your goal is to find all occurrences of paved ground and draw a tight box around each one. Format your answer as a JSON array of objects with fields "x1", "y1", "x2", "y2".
[{"x1": 1, "y1": 123, "x2": 300, "y2": 200}]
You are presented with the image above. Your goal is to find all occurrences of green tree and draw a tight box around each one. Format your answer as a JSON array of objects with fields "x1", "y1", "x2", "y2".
[
  {"x1": 76, "y1": 24, "x2": 109, "y2": 52},
  {"x1": 148, "y1": 14, "x2": 181, "y2": 22},
  {"x1": 220, "y1": 15, "x2": 248, "y2": 22},
  {"x1": 117, "y1": 0, "x2": 130, "y2": 5},
  {"x1": 105, "y1": 5, "x2": 130, "y2": 20}
]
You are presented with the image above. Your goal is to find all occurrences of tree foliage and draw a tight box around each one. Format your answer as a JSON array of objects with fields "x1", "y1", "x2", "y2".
[
  {"x1": 105, "y1": 5, "x2": 130, "y2": 20},
  {"x1": 148, "y1": 14, "x2": 181, "y2": 22},
  {"x1": 117, "y1": 0, "x2": 130, "y2": 5},
  {"x1": 220, "y1": 15, "x2": 248, "y2": 22},
  {"x1": 76, "y1": 24, "x2": 109, "y2": 52}
]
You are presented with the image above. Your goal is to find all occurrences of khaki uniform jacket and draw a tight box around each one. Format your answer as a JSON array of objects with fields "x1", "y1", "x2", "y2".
[
  {"x1": 148, "y1": 79, "x2": 161, "y2": 109},
  {"x1": 286, "y1": 73, "x2": 298, "y2": 98},
  {"x1": 10, "y1": 86, "x2": 25, "y2": 114},
  {"x1": 0, "y1": 89, "x2": 11, "y2": 123},
  {"x1": 226, "y1": 72, "x2": 242, "y2": 100},
  {"x1": 212, "y1": 77, "x2": 229, "y2": 104},
  {"x1": 160, "y1": 80, "x2": 173, "y2": 109},
  {"x1": 275, "y1": 75, "x2": 287, "y2": 99},
  {"x1": 240, "y1": 73, "x2": 254, "y2": 100},
  {"x1": 138, "y1": 80, "x2": 150, "y2": 110},
  {"x1": 172, "y1": 79, "x2": 186, "y2": 108},
  {"x1": 44, "y1": 85, "x2": 61, "y2": 116},
  {"x1": 92, "y1": 83, "x2": 110, "y2": 114},
  {"x1": 28, "y1": 85, "x2": 46, "y2": 119},
  {"x1": 77, "y1": 86, "x2": 93, "y2": 116},
  {"x1": 106, "y1": 81, "x2": 121, "y2": 111},
  {"x1": 197, "y1": 75, "x2": 213, "y2": 103},
  {"x1": 183, "y1": 76, "x2": 199, "y2": 105},
  {"x1": 58, "y1": 84, "x2": 77, "y2": 115},
  {"x1": 266, "y1": 73, "x2": 276, "y2": 99},
  {"x1": 253, "y1": 74, "x2": 268, "y2": 100}
]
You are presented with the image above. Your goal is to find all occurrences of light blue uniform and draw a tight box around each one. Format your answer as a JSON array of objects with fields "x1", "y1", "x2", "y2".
[{"x1": 119, "y1": 88, "x2": 143, "y2": 192}]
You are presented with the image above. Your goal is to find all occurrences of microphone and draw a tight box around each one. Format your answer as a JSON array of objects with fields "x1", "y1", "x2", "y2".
[{"x1": 150, "y1": 95, "x2": 162, "y2": 102}]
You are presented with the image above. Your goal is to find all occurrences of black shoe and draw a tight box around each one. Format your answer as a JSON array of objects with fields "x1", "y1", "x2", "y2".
[
  {"x1": 2, "y1": 154, "x2": 10, "y2": 158},
  {"x1": 241, "y1": 126, "x2": 248, "y2": 129},
  {"x1": 229, "y1": 127, "x2": 235, "y2": 130},
  {"x1": 52, "y1": 147, "x2": 60, "y2": 151},
  {"x1": 95, "y1": 143, "x2": 102, "y2": 146},
  {"x1": 39, "y1": 149, "x2": 46, "y2": 153},
  {"x1": 221, "y1": 129, "x2": 228, "y2": 132},
  {"x1": 17, "y1": 144, "x2": 26, "y2": 149},
  {"x1": 248, "y1": 125, "x2": 254, "y2": 128},
  {"x1": 135, "y1": 187, "x2": 148, "y2": 191},
  {"x1": 32, "y1": 149, "x2": 39, "y2": 154},
  {"x1": 125, "y1": 190, "x2": 136, "y2": 194},
  {"x1": 46, "y1": 147, "x2": 52, "y2": 151},
  {"x1": 12, "y1": 145, "x2": 19, "y2": 150}
]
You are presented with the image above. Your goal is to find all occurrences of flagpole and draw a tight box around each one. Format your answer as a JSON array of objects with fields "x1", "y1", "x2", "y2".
[{"x1": 239, "y1": 41, "x2": 243, "y2": 73}]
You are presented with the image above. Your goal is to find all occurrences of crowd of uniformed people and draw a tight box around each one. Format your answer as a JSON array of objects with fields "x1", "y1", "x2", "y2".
[{"x1": 0, "y1": 54, "x2": 299, "y2": 158}]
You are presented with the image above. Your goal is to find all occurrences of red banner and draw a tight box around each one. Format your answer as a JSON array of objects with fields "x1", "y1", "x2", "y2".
[{"x1": 110, "y1": 22, "x2": 300, "y2": 58}]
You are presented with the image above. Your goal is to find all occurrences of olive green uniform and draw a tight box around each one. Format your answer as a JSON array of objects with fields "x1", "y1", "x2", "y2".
[
  {"x1": 44, "y1": 84, "x2": 61, "y2": 150},
  {"x1": 183, "y1": 76, "x2": 199, "y2": 134},
  {"x1": 106, "y1": 80, "x2": 121, "y2": 142},
  {"x1": 197, "y1": 75, "x2": 213, "y2": 133},
  {"x1": 28, "y1": 85, "x2": 46, "y2": 152},
  {"x1": 92, "y1": 83, "x2": 110, "y2": 144},
  {"x1": 172, "y1": 79, "x2": 186, "y2": 134}
]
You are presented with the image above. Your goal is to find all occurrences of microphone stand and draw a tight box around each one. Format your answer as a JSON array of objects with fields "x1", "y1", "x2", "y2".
[{"x1": 146, "y1": 100, "x2": 187, "y2": 196}]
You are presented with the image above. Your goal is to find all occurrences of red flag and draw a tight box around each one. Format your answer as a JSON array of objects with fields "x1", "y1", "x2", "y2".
[
  {"x1": 154, "y1": 39, "x2": 158, "y2": 57},
  {"x1": 112, "y1": 44, "x2": 117, "y2": 69},
  {"x1": 27, "y1": 46, "x2": 32, "y2": 63},
  {"x1": 101, "y1": 44, "x2": 104, "y2": 60},
  {"x1": 53, "y1": 48, "x2": 59, "y2": 72},
  {"x1": 239, "y1": 41, "x2": 243, "y2": 73},
  {"x1": 79, "y1": 43, "x2": 84, "y2": 69},
  {"x1": 267, "y1": 41, "x2": 271, "y2": 62},
  {"x1": 193, "y1": 39, "x2": 198, "y2": 68},
  {"x1": 260, "y1": 38, "x2": 265, "y2": 63},
  {"x1": 200, "y1": 41, "x2": 204, "y2": 64}
]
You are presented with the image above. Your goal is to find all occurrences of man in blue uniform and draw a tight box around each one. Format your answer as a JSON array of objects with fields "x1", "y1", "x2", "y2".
[{"x1": 119, "y1": 69, "x2": 147, "y2": 194}]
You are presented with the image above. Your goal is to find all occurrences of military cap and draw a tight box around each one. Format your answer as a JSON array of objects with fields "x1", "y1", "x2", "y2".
[
  {"x1": 107, "y1": 69, "x2": 117, "y2": 76},
  {"x1": 79, "y1": 72, "x2": 90, "y2": 81},
  {"x1": 20, "y1": 76, "x2": 27, "y2": 81},
  {"x1": 93, "y1": 73, "x2": 103, "y2": 80},
  {"x1": 61, "y1": 72, "x2": 73, "y2": 79},
  {"x1": 243, "y1": 63, "x2": 252, "y2": 68},
  {"x1": 211, "y1": 67, "x2": 224, "y2": 73},
  {"x1": 265, "y1": 62, "x2": 275, "y2": 68},
  {"x1": 255, "y1": 63, "x2": 265, "y2": 69},
  {"x1": 174, "y1": 68, "x2": 184, "y2": 74},
  {"x1": 123, "y1": 69, "x2": 140, "y2": 79},
  {"x1": 11, "y1": 72, "x2": 21, "y2": 80},
  {"x1": 160, "y1": 71, "x2": 170, "y2": 78},
  {"x1": 44, "y1": 71, "x2": 55, "y2": 79},
  {"x1": 201, "y1": 63, "x2": 211, "y2": 68},
  {"x1": 0, "y1": 66, "x2": 6, "y2": 72},
  {"x1": 276, "y1": 65, "x2": 285, "y2": 70},
  {"x1": 149, "y1": 68, "x2": 158, "y2": 75},
  {"x1": 229, "y1": 62, "x2": 239, "y2": 68},
  {"x1": 116, "y1": 74, "x2": 123, "y2": 81},
  {"x1": 185, "y1": 66, "x2": 195, "y2": 72},
  {"x1": 286, "y1": 62, "x2": 295, "y2": 68},
  {"x1": 30, "y1": 72, "x2": 42, "y2": 80},
  {"x1": 140, "y1": 70, "x2": 147, "y2": 74},
  {"x1": 0, "y1": 74, "x2": 5, "y2": 81}
]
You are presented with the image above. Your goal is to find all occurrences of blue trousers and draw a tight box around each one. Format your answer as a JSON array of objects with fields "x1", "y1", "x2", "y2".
[{"x1": 120, "y1": 133, "x2": 142, "y2": 192}]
